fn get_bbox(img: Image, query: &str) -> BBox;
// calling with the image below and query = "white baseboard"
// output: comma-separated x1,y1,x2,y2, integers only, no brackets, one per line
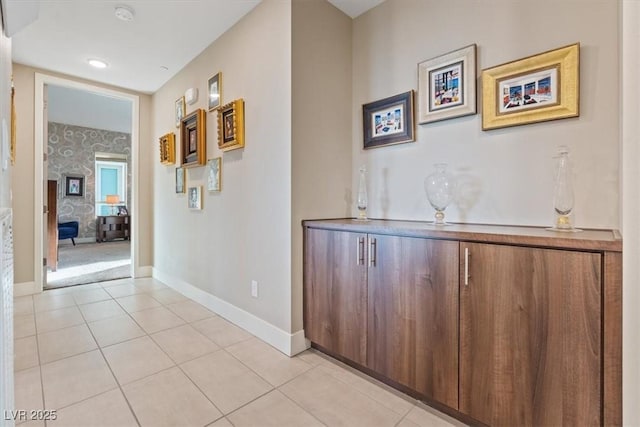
13,281,40,297
152,268,309,357
136,266,152,277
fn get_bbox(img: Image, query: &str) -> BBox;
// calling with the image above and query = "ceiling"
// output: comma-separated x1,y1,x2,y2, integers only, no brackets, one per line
8,0,382,94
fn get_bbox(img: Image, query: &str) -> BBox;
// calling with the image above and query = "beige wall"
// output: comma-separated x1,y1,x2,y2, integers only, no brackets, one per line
152,0,292,332
12,63,153,283
352,0,620,229
291,0,352,331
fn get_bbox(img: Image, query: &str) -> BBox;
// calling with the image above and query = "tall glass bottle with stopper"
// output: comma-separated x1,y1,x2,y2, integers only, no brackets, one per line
549,145,581,232
356,165,368,221
424,163,455,225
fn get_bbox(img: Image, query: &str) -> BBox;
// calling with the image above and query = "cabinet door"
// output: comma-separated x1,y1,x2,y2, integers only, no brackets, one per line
304,228,367,365
368,235,459,408
460,243,601,426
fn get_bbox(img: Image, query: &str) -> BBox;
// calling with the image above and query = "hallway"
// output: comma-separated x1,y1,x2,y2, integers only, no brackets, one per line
13,278,459,427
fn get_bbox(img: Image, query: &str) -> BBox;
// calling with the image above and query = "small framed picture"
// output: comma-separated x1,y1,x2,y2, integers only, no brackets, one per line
180,109,206,167
176,167,185,193
64,175,85,197
418,44,477,124
362,90,415,149
208,72,222,111
188,186,202,210
117,206,129,216
217,99,245,151
159,132,175,165
175,96,186,128
207,157,222,192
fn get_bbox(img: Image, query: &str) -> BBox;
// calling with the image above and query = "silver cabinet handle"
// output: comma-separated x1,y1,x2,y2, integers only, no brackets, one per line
464,247,470,286
356,237,364,265
368,237,377,267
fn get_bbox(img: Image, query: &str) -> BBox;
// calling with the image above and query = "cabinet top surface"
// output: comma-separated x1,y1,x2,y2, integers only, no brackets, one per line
302,218,622,252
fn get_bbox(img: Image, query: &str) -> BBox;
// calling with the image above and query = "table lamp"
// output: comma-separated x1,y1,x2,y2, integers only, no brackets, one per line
106,194,120,215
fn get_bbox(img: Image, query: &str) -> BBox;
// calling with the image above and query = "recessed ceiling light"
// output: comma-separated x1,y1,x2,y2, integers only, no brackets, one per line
88,59,108,69
114,5,135,22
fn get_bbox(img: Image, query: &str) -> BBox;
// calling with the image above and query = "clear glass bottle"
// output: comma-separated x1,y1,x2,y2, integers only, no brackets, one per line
424,163,455,225
550,146,581,231
356,165,368,221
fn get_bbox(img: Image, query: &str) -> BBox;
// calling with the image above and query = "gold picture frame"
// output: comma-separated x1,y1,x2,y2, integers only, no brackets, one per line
175,96,186,128
159,132,175,165
217,99,245,152
180,109,206,167
208,72,222,111
482,43,579,130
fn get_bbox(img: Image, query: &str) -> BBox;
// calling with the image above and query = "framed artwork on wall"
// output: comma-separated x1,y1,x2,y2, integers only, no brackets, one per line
482,43,580,130
159,132,175,165
180,109,206,167
176,167,185,193
217,99,245,152
362,90,415,149
64,174,85,197
175,96,186,128
418,44,477,124
207,157,222,192
208,72,222,111
188,186,202,210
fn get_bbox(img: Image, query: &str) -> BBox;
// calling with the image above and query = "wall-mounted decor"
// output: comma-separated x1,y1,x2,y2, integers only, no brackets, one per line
218,99,245,152
362,90,415,149
207,157,222,192
175,96,186,128
64,174,85,197
482,43,580,130
208,72,222,111
188,186,202,210
10,81,16,165
418,44,476,124
176,167,185,193
159,132,175,165
180,109,206,167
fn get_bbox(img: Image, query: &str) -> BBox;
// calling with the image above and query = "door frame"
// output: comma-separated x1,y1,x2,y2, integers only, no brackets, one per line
33,72,140,291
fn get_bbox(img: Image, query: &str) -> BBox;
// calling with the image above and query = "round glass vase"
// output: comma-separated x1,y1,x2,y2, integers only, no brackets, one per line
424,163,455,225
355,165,369,221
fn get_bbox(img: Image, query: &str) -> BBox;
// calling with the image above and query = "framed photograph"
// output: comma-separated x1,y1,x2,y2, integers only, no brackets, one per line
175,96,186,128
208,72,222,111
117,206,128,216
64,175,85,197
217,99,245,151
482,43,579,130
188,186,202,210
176,167,185,193
362,90,415,149
206,157,222,192
159,132,175,165
418,44,476,124
180,108,206,167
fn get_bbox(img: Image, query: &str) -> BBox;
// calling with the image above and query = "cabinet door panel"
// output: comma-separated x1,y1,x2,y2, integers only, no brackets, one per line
368,235,459,408
304,228,367,365
460,243,601,426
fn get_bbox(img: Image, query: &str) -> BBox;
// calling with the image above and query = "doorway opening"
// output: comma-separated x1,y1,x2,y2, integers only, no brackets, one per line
34,74,140,291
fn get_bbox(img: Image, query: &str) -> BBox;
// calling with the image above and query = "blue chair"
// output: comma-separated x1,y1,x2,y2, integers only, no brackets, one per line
58,221,79,245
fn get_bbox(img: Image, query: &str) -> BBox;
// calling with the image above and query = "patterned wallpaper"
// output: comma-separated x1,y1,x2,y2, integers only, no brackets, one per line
47,122,132,239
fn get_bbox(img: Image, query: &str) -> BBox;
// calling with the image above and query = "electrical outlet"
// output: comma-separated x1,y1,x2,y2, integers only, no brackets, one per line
251,280,258,298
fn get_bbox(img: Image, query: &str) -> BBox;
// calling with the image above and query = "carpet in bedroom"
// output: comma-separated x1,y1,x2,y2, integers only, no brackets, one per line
46,240,131,289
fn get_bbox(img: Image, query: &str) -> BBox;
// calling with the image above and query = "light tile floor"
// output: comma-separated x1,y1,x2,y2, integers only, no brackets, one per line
13,278,464,427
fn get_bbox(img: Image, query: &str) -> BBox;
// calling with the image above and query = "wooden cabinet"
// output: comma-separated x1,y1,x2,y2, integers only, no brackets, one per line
367,234,459,408
459,243,601,426
302,219,622,426
303,228,367,365
96,215,130,242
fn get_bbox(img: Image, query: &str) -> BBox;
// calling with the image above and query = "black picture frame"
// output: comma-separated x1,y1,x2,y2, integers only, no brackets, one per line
64,175,85,197
363,90,415,149
117,206,128,216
